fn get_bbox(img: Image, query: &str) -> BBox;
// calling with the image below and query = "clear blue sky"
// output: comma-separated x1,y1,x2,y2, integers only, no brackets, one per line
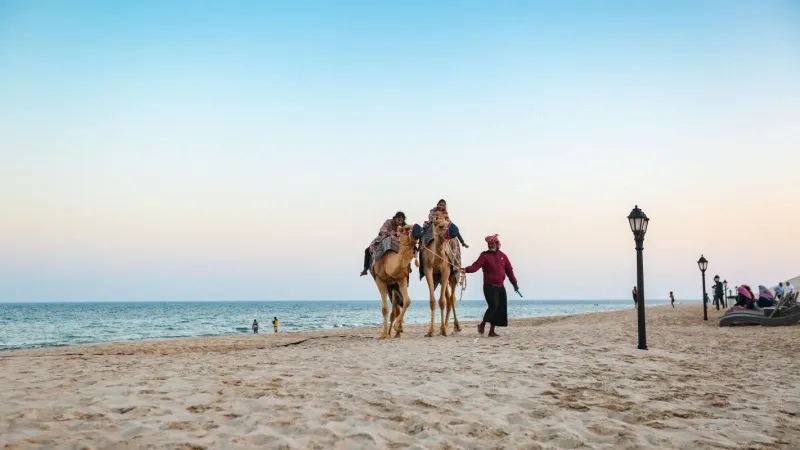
1,0,798,302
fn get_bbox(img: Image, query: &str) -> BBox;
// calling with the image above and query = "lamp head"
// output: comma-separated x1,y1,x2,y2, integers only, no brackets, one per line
627,205,649,237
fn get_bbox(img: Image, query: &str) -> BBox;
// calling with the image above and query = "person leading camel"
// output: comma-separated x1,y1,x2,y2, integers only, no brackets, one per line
423,199,468,248
360,212,407,276
461,234,520,337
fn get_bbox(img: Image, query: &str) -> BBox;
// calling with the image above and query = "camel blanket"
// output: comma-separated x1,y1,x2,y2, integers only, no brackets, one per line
418,225,461,280
370,235,400,269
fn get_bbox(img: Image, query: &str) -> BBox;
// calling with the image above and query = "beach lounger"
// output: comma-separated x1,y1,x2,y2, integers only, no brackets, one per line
718,292,800,327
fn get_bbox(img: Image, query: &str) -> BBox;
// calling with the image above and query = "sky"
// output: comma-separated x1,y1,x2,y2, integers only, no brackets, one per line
1,0,798,302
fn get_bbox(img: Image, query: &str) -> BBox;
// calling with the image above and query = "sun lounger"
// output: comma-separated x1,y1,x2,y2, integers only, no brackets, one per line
718,292,800,327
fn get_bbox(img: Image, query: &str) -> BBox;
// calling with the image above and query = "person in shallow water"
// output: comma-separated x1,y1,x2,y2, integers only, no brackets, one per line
252,319,259,334
272,317,279,333
461,234,520,337
360,212,407,276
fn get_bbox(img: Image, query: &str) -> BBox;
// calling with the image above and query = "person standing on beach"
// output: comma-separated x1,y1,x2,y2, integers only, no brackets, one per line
272,317,279,333
785,281,795,297
632,286,638,307
461,234,519,337
776,282,784,301
252,319,259,334
713,275,724,310
669,291,675,308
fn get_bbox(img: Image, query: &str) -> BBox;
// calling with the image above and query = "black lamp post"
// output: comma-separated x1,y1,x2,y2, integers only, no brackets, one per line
698,255,708,321
627,205,649,350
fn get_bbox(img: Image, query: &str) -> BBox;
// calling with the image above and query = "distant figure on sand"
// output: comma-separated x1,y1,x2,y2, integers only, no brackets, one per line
632,286,638,307
272,317,279,333
461,234,519,337
713,275,725,310
669,291,675,308
252,319,259,334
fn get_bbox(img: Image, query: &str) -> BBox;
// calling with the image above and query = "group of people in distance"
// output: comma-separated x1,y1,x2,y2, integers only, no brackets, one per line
632,276,721,309
733,280,795,310
361,199,521,337
638,276,796,312
251,317,279,334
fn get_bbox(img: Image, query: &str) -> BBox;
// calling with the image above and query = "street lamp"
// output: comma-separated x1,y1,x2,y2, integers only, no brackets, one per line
627,205,649,350
698,255,708,321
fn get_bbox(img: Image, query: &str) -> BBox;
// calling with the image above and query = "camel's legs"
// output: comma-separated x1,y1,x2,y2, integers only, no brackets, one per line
424,267,437,337
388,290,398,332
389,292,403,337
375,280,391,340
395,279,412,338
449,274,461,332
389,288,404,337
443,281,454,332
443,273,455,330
439,266,451,336
392,302,402,337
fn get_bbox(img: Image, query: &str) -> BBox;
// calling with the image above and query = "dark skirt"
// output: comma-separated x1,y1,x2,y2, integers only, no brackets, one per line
482,284,508,327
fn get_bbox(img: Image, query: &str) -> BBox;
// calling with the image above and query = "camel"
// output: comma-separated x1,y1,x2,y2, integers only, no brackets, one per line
420,212,462,337
371,225,417,339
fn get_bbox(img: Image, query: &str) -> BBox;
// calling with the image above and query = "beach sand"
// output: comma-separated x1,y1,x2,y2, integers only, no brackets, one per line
1,303,799,449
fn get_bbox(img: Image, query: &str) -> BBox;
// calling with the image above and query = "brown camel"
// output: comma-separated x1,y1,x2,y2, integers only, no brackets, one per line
371,225,417,339
420,212,461,336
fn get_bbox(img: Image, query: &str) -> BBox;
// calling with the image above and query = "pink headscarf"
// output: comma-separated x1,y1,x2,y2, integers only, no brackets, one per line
737,285,753,300
485,234,500,249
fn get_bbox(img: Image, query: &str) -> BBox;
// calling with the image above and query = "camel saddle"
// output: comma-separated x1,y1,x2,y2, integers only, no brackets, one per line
369,235,401,275
418,222,461,280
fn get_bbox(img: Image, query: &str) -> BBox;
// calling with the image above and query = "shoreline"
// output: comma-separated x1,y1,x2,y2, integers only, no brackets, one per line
0,300,670,354
0,312,586,357
3,303,798,449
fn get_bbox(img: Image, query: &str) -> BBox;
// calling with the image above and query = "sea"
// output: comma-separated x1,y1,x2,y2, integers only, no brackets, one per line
0,299,670,351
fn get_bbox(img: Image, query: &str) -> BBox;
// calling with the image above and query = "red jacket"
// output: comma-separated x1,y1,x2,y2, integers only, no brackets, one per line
464,250,518,289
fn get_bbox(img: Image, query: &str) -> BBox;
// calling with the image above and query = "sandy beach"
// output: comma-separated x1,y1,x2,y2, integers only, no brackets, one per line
2,303,799,450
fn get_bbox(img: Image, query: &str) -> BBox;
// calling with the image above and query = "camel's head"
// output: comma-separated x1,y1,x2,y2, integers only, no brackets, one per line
432,212,450,235
396,225,416,248
434,211,449,226
397,225,417,252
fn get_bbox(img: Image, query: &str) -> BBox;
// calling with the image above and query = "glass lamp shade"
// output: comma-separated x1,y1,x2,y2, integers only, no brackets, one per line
697,255,708,272
627,205,649,235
